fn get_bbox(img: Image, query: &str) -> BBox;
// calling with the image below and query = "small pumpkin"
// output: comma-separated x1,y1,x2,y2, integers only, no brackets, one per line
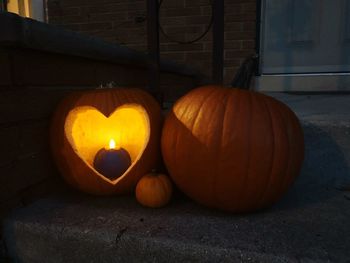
135,171,173,208
50,88,162,195
161,85,304,212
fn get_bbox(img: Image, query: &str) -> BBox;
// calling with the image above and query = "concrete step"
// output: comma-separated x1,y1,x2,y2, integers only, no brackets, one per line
2,93,350,263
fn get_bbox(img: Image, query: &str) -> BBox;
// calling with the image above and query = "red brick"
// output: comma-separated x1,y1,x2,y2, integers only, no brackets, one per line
53,0,116,7
185,15,211,25
0,126,20,167
60,24,82,31
160,16,186,26
160,52,186,62
94,64,149,86
60,15,88,24
87,13,128,23
47,16,62,25
160,73,196,101
0,122,51,169
225,13,255,22
0,89,69,125
49,6,80,16
116,20,145,30
80,22,113,31
161,43,203,52
186,51,211,60
191,61,211,76
127,10,146,20
201,6,211,15
12,49,98,86
185,0,211,7
0,151,58,202
225,4,243,15
229,0,256,3
46,0,258,89
225,30,255,40
243,21,256,31
196,28,213,41
0,50,12,86
0,197,22,217
224,66,239,84
160,0,185,8
225,50,255,59
242,40,255,49
161,7,200,17
88,2,145,14
127,44,147,52
225,22,243,32
203,42,212,51
242,2,256,13
224,58,242,67
225,40,242,50
18,122,50,156
162,25,205,36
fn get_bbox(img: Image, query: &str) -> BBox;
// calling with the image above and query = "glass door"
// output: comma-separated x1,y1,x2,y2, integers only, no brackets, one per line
257,0,350,91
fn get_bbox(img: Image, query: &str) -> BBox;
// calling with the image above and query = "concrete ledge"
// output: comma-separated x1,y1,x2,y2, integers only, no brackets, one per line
3,121,350,262
2,94,350,262
2,178,350,263
0,12,205,79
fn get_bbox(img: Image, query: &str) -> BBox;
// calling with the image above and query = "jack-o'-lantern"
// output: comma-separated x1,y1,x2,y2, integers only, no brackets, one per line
50,88,162,195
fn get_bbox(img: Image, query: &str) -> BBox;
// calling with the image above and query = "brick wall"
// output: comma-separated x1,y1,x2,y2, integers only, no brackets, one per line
0,44,197,217
47,0,257,85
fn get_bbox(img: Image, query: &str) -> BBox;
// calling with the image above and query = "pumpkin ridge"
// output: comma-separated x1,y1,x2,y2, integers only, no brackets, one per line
183,89,214,195
279,106,295,197
261,98,290,205
161,85,304,212
157,179,169,201
217,88,244,210
276,104,292,203
173,92,197,177
164,116,178,174
257,95,276,208
289,111,304,187
239,91,253,210
191,88,220,206
190,88,218,136
213,88,233,207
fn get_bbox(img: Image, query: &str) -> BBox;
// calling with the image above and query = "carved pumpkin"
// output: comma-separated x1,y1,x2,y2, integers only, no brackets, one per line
50,88,162,195
135,171,173,208
161,85,304,212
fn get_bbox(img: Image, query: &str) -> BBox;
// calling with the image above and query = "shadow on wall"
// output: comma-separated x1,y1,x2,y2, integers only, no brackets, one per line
273,123,350,211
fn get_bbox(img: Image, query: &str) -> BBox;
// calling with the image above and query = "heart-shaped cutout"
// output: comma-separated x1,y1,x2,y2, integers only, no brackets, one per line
64,105,150,183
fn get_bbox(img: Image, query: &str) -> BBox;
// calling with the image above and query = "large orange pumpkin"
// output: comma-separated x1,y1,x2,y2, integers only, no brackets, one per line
51,88,162,195
161,85,304,212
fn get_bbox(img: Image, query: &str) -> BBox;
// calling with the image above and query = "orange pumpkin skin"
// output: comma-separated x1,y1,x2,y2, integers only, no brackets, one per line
161,85,304,212
135,172,173,208
50,88,162,195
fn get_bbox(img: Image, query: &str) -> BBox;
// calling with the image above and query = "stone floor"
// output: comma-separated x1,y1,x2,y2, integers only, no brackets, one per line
2,93,350,263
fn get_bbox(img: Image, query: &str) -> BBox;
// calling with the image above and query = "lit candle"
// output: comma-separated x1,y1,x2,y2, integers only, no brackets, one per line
93,139,131,180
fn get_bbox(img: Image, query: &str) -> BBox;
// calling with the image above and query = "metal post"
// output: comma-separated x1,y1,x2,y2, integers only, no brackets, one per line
1,0,8,11
255,0,262,75
212,0,224,84
146,0,162,105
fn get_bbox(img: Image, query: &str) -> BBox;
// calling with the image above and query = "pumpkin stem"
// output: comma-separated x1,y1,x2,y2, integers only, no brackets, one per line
230,54,258,90
97,81,119,89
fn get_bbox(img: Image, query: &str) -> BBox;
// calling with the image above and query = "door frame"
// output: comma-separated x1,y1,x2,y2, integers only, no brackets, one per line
255,0,350,92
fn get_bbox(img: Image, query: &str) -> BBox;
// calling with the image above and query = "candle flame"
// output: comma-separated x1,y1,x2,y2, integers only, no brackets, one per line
109,139,116,149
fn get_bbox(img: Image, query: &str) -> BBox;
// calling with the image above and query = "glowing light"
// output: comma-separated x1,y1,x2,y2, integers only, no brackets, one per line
109,139,116,149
